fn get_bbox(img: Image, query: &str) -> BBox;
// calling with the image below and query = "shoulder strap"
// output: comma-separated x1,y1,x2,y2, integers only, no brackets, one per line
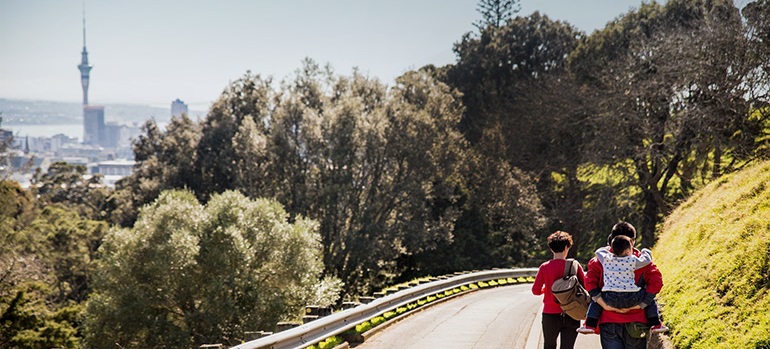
562,259,576,279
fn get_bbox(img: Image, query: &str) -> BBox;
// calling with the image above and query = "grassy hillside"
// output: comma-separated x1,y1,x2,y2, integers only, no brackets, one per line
655,161,770,349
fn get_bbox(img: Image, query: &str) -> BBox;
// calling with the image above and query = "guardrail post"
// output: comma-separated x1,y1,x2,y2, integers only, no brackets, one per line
276,321,301,332
244,331,273,341
342,301,360,309
359,296,375,304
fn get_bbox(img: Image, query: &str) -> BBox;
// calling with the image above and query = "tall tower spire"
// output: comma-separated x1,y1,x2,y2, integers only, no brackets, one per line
77,1,92,106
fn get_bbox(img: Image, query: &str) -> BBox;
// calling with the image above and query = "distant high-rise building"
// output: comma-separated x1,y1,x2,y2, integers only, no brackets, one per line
83,105,105,146
171,99,188,118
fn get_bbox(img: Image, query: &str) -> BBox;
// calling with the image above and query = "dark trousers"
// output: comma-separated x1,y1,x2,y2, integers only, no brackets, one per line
541,312,580,349
599,322,647,349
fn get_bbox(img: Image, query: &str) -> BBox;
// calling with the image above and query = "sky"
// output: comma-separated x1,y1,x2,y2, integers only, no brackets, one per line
1,0,675,111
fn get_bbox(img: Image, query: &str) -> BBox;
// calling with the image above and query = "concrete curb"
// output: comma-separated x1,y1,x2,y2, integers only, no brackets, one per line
524,305,542,349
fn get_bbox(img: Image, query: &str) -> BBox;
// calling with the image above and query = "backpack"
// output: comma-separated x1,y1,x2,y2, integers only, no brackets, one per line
551,259,590,321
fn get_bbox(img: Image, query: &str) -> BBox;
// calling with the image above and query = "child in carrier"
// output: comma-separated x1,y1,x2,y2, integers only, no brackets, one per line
577,235,669,334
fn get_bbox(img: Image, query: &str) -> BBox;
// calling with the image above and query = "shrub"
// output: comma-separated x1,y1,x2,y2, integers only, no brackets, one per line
355,321,372,334
371,316,385,327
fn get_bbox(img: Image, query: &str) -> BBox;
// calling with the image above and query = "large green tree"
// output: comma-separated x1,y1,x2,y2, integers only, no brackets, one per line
85,190,339,349
443,12,590,253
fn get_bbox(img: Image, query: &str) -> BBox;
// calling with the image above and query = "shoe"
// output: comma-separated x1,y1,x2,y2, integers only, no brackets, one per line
650,324,669,333
577,325,596,334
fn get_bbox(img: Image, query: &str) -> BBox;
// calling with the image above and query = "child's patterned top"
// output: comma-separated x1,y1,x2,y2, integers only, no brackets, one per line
596,247,652,292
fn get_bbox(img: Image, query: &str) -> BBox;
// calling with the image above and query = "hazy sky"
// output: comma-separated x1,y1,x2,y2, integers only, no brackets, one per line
1,0,676,110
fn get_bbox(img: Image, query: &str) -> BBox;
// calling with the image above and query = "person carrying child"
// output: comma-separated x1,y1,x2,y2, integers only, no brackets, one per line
578,231,669,335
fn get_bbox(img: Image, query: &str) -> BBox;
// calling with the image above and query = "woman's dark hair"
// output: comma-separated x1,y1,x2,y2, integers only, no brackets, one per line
611,235,633,255
608,221,637,245
547,231,573,253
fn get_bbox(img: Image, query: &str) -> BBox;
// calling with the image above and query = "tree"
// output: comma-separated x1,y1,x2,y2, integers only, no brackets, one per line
196,73,273,200
474,0,520,30
444,12,591,252
1,181,103,349
85,190,339,349
111,115,201,226
569,0,765,245
30,162,109,220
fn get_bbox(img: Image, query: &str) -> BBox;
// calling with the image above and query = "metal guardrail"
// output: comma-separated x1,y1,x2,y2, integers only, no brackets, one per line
230,268,538,349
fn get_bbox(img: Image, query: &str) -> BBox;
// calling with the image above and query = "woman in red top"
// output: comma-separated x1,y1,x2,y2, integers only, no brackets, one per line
532,231,586,349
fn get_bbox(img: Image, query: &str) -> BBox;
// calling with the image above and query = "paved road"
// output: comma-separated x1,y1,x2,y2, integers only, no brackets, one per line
355,284,602,349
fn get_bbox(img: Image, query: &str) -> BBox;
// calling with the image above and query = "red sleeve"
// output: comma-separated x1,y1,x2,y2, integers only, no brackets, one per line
532,265,545,295
577,262,586,287
585,256,603,293
638,262,663,294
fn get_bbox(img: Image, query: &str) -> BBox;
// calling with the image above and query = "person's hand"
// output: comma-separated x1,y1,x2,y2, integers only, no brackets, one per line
604,305,624,313
613,305,641,313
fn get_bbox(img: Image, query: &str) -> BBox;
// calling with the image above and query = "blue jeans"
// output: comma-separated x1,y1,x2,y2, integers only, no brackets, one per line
585,289,661,327
599,323,647,349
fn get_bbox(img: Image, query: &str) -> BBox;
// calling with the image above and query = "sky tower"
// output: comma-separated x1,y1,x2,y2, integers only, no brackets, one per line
77,5,92,106
78,3,104,147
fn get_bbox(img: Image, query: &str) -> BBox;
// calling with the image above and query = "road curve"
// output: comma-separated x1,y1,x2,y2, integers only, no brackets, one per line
354,283,602,349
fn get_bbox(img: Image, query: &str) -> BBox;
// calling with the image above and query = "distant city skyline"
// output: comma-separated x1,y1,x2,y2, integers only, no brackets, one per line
1,0,700,110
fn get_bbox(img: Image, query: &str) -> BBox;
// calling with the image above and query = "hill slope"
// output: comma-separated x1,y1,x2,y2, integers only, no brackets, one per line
655,161,770,349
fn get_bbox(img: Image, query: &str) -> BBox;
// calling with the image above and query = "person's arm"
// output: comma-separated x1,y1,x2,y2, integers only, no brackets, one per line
577,262,587,287
595,247,611,265
633,248,653,269
585,256,603,298
639,292,656,309
595,295,626,313
633,260,663,309
642,262,663,294
532,266,545,296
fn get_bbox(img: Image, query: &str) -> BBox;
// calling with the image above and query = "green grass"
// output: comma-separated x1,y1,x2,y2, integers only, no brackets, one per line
655,160,770,349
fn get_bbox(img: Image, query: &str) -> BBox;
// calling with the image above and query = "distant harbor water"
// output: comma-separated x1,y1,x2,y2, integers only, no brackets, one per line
6,122,168,141
8,124,84,140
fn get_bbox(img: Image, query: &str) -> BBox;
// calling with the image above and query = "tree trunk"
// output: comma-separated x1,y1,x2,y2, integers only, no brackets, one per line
564,166,584,258
640,190,659,248
713,143,723,180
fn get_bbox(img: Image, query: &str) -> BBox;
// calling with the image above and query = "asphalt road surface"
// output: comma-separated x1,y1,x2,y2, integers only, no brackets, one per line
355,283,602,349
